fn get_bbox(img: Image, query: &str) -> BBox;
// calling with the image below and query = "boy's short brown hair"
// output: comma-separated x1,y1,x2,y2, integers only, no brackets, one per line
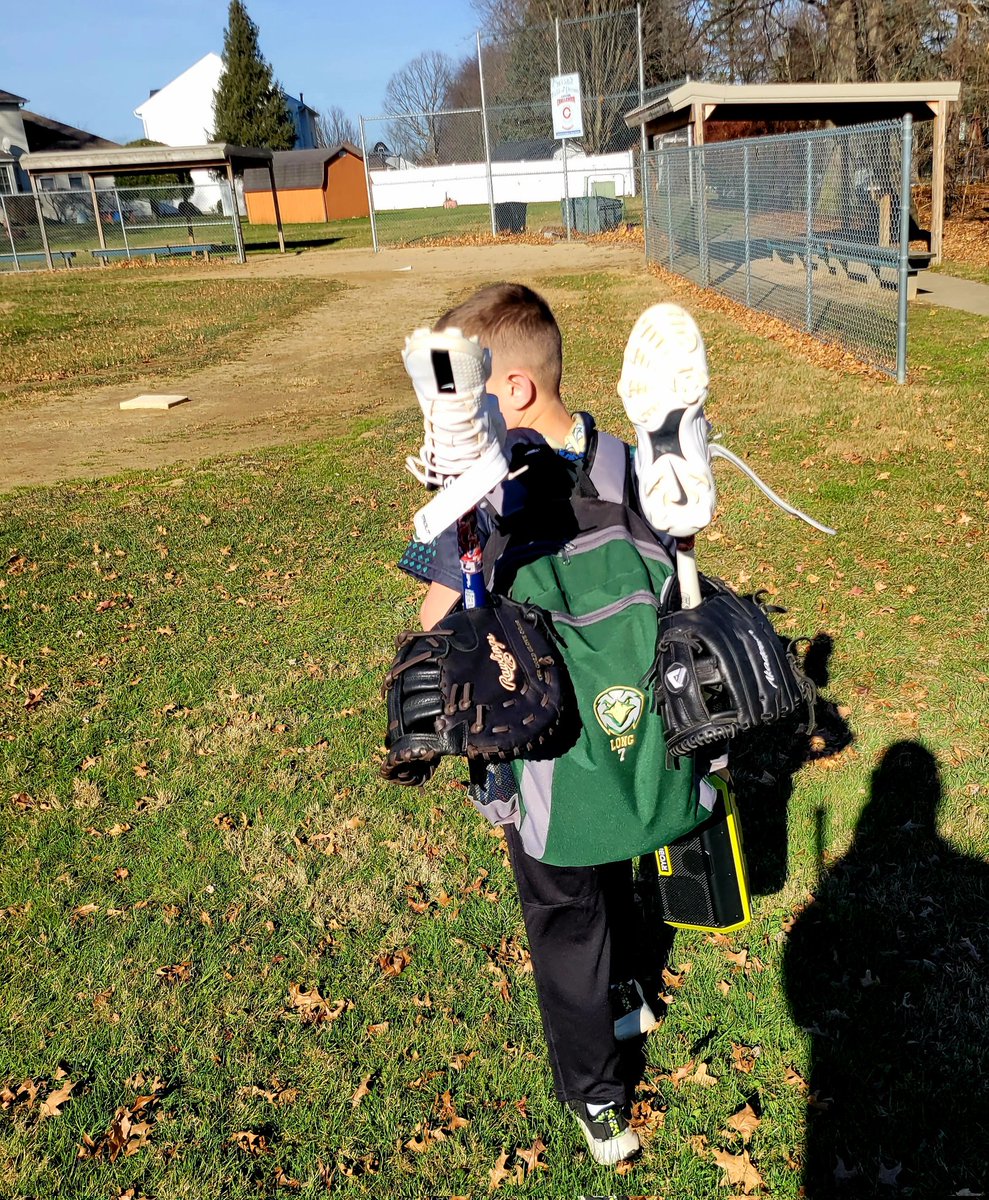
435,283,562,394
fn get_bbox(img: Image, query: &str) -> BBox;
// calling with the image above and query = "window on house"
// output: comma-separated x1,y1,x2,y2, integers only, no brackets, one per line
0,166,14,195
39,177,56,191
69,175,85,190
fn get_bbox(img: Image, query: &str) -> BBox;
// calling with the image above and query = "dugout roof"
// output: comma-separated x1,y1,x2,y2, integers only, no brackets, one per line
625,81,962,262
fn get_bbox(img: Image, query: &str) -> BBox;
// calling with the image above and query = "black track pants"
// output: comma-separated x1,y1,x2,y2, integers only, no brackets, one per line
504,821,639,1106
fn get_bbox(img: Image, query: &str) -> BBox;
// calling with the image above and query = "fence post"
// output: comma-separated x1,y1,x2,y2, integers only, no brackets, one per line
665,153,674,269
743,142,751,307
697,147,709,285
224,178,246,264
359,116,378,254
477,32,497,238
805,137,814,333
31,184,54,271
88,176,107,252
897,113,913,385
1,195,19,271
636,3,647,251
113,188,131,259
556,18,571,242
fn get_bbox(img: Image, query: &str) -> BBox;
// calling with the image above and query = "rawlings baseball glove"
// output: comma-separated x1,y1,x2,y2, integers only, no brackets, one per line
380,595,577,786
650,575,816,758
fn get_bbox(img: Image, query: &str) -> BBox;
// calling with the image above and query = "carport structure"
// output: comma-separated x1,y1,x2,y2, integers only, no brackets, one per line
17,143,286,268
625,81,961,262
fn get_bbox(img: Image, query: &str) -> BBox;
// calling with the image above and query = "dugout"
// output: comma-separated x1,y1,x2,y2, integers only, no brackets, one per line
625,81,961,263
17,142,285,267
242,144,368,224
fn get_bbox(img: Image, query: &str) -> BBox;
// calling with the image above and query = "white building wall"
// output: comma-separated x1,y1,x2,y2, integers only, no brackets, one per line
134,53,223,145
370,151,636,212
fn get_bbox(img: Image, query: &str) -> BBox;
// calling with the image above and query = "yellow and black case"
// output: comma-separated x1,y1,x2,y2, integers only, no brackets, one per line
653,775,751,933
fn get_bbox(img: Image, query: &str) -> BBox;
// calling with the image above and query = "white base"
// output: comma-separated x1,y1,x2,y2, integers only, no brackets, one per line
120,394,190,411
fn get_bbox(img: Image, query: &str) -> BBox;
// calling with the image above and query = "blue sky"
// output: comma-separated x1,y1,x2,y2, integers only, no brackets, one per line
2,0,481,144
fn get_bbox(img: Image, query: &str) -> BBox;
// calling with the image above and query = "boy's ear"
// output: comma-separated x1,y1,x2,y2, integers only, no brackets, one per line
500,368,537,414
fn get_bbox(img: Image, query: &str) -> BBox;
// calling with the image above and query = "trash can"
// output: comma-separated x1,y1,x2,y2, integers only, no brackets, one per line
561,195,624,234
494,202,527,234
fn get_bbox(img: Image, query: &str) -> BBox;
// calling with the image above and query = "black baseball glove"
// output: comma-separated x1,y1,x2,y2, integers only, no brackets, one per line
380,595,577,786
650,574,816,758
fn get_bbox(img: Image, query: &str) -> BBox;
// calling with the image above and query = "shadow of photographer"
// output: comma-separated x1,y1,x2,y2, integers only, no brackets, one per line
783,740,989,1196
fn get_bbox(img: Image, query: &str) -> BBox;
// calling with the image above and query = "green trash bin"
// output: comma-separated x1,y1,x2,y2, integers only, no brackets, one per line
560,195,624,234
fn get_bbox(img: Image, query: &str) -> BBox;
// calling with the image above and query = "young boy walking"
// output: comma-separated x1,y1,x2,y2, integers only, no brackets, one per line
396,283,716,1166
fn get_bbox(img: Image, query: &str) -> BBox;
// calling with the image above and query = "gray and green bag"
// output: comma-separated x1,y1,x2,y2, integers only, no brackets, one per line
477,422,705,866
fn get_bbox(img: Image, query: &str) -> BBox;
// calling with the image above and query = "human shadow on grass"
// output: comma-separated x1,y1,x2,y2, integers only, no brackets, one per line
731,631,853,895
784,740,989,1197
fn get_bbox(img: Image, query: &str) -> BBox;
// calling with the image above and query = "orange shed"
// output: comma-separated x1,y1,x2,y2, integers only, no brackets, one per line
243,144,368,224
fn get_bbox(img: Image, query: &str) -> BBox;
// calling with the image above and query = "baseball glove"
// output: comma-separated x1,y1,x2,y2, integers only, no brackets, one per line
380,595,577,786
651,574,816,758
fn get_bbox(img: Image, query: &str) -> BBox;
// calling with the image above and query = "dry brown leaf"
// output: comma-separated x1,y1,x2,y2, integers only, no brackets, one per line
377,947,412,977
488,1148,514,1191
155,961,192,986
724,1102,762,1142
78,1095,158,1161
784,1065,808,1091
689,1132,710,1156
351,1073,372,1108
273,1166,302,1190
731,1044,760,1074
718,979,732,995
367,1021,390,1037
286,984,350,1025
712,1146,765,1194
71,903,99,923
230,1129,269,1157
668,1060,696,1088
40,1078,77,1118
689,1061,719,1087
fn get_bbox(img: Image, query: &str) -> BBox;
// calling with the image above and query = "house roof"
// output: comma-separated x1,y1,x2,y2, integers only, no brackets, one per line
242,144,362,192
625,80,963,132
490,138,581,162
134,53,223,118
21,110,118,154
0,89,28,106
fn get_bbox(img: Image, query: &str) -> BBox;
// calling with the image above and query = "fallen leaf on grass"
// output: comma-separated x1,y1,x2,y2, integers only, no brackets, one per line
273,1166,302,1190
723,1102,761,1142
78,1092,160,1160
230,1130,269,1157
377,948,412,977
1,1079,40,1111
367,1021,390,1037
286,984,351,1025
351,1074,373,1108
40,1078,77,1118
731,1044,761,1074
488,1148,521,1191
689,1133,710,1156
155,961,192,986
435,1089,469,1131
784,1066,808,1091
689,1061,719,1087
712,1147,765,1194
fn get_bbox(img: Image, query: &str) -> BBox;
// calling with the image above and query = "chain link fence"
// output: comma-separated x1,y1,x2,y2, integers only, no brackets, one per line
362,6,655,248
0,180,241,272
644,118,918,380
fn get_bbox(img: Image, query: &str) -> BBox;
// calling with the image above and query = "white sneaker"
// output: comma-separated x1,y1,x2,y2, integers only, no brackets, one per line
610,978,659,1041
617,303,716,538
402,326,510,542
569,1101,640,1166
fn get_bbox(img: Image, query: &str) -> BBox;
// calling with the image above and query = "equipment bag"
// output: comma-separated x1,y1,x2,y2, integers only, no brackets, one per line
479,419,709,866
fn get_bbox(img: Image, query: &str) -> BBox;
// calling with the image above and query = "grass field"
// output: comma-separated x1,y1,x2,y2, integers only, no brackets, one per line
0,272,337,407
1,267,987,1198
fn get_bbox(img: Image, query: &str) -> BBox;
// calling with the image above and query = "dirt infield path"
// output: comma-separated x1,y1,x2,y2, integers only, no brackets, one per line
3,242,644,491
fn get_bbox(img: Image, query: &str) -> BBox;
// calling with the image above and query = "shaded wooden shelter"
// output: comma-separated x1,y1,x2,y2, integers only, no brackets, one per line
18,143,285,267
625,81,962,262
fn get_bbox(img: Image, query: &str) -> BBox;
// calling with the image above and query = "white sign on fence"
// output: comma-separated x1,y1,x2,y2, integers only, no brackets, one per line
551,73,583,139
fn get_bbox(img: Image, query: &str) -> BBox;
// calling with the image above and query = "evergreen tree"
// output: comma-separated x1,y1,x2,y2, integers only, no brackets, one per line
212,0,296,150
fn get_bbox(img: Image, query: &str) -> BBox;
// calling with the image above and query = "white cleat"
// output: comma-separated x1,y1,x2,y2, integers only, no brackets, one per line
402,326,510,541
617,303,716,539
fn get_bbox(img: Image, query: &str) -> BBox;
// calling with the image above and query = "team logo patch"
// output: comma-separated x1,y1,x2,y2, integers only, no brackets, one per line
594,687,644,761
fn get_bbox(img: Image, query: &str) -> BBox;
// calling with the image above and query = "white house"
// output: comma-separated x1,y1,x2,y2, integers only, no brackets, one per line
134,53,319,149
